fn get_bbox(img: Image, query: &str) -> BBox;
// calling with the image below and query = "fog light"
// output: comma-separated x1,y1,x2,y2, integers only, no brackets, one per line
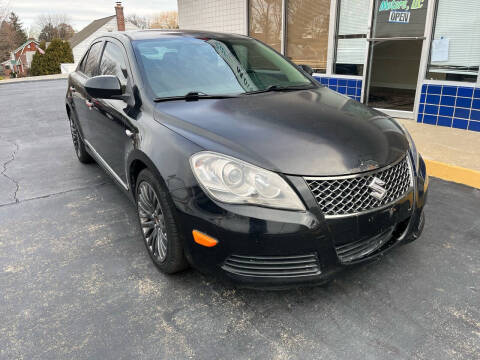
192,230,218,247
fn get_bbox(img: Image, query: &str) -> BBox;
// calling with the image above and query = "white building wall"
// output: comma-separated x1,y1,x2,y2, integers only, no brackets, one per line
178,0,247,35
72,17,138,65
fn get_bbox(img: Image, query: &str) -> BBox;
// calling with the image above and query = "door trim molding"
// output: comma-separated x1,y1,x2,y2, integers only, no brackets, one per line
84,139,129,191
362,0,376,103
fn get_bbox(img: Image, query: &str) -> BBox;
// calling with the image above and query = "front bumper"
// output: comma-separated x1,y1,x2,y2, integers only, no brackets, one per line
172,155,429,289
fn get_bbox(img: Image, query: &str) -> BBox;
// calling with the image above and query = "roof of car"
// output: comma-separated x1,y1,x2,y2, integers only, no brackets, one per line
117,29,248,42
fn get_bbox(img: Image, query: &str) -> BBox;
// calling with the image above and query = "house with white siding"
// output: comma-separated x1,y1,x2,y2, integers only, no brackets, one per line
67,1,137,70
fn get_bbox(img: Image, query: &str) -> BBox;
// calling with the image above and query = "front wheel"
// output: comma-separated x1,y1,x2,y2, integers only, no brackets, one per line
135,169,188,274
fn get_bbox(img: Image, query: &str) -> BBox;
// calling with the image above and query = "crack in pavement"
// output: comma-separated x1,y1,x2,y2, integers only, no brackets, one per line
0,181,112,208
0,138,20,204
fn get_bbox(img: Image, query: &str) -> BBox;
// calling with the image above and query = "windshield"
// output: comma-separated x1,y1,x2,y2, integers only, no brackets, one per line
132,36,313,99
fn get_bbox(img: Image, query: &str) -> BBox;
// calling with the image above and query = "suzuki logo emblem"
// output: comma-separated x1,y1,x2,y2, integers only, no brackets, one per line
368,177,387,200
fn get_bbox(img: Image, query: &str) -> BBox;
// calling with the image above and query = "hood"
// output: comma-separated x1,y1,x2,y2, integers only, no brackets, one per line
153,87,409,176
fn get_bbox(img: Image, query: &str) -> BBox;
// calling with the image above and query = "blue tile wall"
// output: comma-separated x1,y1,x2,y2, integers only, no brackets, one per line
418,83,480,132
314,76,362,102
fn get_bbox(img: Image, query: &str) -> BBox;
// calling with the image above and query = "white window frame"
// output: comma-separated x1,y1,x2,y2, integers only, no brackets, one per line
246,0,480,119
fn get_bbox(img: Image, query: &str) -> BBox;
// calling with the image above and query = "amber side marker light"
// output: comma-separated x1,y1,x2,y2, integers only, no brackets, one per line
192,230,218,247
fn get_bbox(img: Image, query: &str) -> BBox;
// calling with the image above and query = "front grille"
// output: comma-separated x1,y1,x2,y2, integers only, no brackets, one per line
305,155,412,217
335,228,394,263
222,254,321,278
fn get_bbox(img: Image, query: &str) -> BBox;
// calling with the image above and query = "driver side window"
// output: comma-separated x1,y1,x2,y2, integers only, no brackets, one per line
99,42,129,88
83,42,104,77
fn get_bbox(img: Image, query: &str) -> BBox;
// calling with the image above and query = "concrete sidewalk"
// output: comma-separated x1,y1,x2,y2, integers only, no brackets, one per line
398,119,480,188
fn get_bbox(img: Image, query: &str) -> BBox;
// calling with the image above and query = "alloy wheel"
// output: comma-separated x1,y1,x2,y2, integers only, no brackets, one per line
137,181,168,262
69,117,81,157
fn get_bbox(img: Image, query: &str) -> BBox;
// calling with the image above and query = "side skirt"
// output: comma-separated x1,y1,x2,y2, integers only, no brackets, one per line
84,139,129,191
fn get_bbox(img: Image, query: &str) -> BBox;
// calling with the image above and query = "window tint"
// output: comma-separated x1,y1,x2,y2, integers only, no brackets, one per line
286,0,330,73
100,42,129,86
84,42,103,77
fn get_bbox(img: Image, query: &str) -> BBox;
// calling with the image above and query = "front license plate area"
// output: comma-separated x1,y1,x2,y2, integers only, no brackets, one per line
327,195,413,246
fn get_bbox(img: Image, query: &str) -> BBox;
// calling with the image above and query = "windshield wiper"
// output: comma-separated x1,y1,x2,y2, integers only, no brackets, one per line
154,91,239,103
244,84,315,95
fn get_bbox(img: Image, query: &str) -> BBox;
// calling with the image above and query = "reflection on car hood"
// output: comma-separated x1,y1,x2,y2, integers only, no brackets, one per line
153,87,409,176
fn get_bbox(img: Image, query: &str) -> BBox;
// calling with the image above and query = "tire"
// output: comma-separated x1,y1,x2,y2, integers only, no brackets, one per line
135,169,188,274
68,113,93,164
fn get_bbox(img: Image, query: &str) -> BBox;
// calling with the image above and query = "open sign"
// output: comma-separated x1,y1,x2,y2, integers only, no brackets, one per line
389,11,411,23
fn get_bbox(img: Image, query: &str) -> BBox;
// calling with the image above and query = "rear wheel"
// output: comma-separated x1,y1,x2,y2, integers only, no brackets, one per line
68,114,92,163
135,169,188,274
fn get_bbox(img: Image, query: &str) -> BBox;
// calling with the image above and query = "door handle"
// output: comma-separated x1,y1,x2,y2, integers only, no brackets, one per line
86,99,94,109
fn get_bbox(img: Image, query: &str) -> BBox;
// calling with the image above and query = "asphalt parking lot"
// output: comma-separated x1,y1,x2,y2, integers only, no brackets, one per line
0,79,479,360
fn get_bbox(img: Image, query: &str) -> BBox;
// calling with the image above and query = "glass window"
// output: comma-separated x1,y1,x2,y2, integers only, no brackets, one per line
427,0,480,83
83,42,103,77
286,0,330,73
334,0,370,76
78,52,88,73
248,0,282,52
100,42,129,86
133,37,313,99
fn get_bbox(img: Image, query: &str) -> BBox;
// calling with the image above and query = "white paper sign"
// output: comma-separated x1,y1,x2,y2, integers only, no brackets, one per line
431,38,449,62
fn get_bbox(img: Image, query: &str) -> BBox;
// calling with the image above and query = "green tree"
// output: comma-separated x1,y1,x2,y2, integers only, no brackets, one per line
30,50,46,76
30,38,74,76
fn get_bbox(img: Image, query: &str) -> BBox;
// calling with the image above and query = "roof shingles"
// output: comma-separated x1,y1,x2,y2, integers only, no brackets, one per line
69,15,116,48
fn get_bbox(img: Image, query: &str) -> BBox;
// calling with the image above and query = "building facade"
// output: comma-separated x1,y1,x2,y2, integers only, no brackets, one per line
1,40,40,77
69,2,138,66
178,0,480,132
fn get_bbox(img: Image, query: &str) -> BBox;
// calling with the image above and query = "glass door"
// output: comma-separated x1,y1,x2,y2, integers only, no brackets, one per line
365,0,429,111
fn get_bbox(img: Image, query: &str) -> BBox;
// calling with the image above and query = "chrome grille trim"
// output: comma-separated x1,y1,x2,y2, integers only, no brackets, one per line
305,155,413,218
222,254,321,278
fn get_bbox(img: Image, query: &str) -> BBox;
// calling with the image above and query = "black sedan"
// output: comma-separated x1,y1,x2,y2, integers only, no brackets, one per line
65,30,428,288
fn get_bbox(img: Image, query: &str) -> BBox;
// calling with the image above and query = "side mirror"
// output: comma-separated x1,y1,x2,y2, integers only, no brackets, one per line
85,75,123,99
298,64,314,76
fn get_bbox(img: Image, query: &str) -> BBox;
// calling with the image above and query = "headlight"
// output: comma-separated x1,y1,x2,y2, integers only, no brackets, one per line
190,151,306,211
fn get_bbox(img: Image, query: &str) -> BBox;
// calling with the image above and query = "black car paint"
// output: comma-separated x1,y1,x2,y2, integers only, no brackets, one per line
66,30,428,288
154,88,409,176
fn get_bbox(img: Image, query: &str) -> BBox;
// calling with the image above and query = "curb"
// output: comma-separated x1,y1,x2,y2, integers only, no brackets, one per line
425,159,480,189
0,74,68,85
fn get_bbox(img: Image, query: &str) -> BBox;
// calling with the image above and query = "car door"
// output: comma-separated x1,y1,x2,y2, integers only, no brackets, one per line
86,39,136,188
69,50,89,132
70,41,104,142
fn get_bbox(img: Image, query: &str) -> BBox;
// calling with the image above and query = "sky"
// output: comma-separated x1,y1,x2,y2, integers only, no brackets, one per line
10,0,177,35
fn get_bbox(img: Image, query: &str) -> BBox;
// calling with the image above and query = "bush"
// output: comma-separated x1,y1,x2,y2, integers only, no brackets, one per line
30,38,74,76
